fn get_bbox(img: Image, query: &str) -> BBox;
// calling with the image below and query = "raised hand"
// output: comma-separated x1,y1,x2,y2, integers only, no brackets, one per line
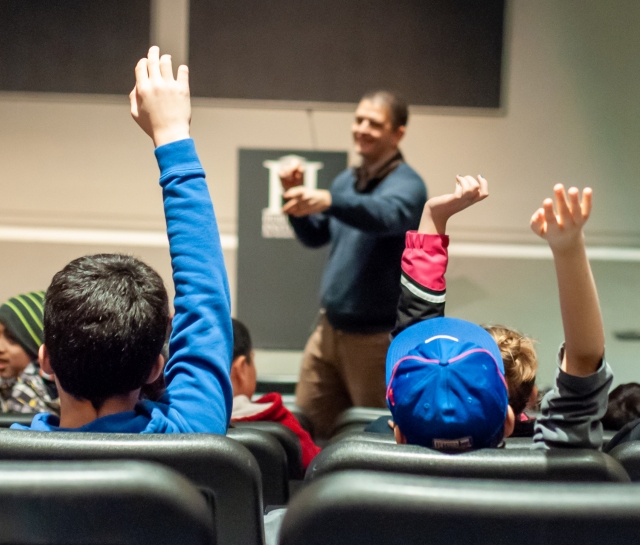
530,184,592,253
282,187,332,217
130,46,191,147
532,184,602,377
279,159,305,191
418,175,488,234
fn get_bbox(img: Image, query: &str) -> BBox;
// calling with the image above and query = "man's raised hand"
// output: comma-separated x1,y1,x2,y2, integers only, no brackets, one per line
130,46,191,148
279,159,305,191
530,184,592,253
418,175,488,234
282,187,332,217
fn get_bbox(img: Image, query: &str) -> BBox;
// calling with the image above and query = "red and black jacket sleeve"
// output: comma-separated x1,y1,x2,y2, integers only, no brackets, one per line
391,232,449,339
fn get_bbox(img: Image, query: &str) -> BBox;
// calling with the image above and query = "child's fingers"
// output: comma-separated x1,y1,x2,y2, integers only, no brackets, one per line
465,175,483,199
543,198,557,227
159,54,174,80
129,88,138,118
581,187,593,219
466,175,481,194
453,175,463,197
134,58,149,84
177,65,189,86
530,208,546,236
147,46,162,80
457,175,474,196
477,175,489,199
553,184,570,223
567,187,581,220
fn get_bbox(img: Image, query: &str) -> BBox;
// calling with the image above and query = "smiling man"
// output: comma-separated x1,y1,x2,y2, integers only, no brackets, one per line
280,91,427,439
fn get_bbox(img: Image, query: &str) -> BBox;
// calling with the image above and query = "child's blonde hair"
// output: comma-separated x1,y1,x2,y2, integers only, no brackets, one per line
484,325,538,416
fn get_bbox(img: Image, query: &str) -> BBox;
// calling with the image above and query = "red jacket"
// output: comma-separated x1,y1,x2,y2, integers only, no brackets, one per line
231,392,321,469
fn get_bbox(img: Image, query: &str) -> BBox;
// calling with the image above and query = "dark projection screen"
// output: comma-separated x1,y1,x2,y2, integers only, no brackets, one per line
189,0,505,107
0,0,150,94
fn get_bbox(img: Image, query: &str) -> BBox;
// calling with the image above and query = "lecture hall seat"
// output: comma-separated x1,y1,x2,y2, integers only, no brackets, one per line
0,460,214,545
280,470,640,545
0,430,264,545
306,439,630,483
609,441,640,481
231,421,304,480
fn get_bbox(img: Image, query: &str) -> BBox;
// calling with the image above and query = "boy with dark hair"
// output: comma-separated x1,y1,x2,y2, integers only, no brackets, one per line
230,319,320,469
44,254,169,413
13,46,233,432
387,175,612,451
600,384,640,452
602,383,640,431
0,291,59,414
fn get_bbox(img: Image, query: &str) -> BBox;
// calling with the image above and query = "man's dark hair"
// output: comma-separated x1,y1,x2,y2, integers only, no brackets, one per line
232,318,252,361
44,254,169,410
602,383,640,431
362,90,409,129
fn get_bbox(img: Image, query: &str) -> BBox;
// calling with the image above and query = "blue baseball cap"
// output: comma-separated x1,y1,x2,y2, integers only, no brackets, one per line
386,317,508,452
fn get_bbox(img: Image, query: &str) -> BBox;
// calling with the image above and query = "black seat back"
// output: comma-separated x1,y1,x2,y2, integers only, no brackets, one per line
602,429,617,450
332,407,392,436
306,440,629,483
281,470,640,545
0,413,34,428
329,431,396,446
0,460,214,545
504,437,535,449
609,440,640,480
0,430,264,545
226,426,289,505
232,421,304,479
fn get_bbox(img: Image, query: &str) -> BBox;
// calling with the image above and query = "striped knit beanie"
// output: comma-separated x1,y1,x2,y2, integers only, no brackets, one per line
0,291,45,359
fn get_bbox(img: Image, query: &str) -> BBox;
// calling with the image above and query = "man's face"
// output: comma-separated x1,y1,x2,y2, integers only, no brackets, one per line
0,322,31,379
352,99,403,163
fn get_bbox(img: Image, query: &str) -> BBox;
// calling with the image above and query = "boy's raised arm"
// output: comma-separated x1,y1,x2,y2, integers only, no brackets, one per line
530,185,604,376
130,47,233,433
393,175,488,337
532,184,612,450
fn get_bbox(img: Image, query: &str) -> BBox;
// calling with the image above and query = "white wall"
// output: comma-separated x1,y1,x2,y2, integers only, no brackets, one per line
1,0,640,386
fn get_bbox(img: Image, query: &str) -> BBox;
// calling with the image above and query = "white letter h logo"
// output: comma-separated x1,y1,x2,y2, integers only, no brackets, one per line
263,155,324,212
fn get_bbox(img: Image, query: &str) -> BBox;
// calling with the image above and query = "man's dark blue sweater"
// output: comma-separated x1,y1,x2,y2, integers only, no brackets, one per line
290,159,427,333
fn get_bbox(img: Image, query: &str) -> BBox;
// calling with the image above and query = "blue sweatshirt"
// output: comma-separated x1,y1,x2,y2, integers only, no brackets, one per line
290,163,426,332
13,139,233,433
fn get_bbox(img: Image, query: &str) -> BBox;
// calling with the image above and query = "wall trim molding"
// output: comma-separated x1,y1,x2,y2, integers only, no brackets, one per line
449,242,640,262
0,91,503,117
2,224,640,261
0,225,237,250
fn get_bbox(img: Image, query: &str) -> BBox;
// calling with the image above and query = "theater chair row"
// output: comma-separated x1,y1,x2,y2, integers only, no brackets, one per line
4,460,640,545
2,426,640,544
